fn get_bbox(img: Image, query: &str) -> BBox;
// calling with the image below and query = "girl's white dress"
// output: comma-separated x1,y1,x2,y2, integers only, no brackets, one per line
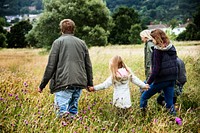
94,68,146,109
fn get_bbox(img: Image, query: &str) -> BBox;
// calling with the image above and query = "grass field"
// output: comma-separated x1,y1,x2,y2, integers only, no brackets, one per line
0,41,200,133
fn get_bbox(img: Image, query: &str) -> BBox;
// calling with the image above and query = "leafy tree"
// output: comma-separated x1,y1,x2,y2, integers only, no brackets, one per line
0,17,8,27
0,18,8,48
27,0,113,48
169,19,179,29
0,33,6,47
108,6,140,44
82,25,108,47
128,24,142,44
7,20,32,48
176,6,200,41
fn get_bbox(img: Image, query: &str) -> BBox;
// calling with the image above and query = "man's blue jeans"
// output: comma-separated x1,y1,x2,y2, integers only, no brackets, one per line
54,86,82,118
140,80,176,115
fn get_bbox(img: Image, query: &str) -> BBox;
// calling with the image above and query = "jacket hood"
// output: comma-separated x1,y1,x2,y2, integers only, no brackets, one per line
155,43,172,51
155,43,176,56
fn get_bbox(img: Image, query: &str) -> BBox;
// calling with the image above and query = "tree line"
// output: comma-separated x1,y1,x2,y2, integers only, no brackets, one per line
0,0,43,16
106,0,200,26
0,0,200,48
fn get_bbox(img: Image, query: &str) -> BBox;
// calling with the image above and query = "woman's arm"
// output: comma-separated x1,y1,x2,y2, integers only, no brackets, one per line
147,49,162,84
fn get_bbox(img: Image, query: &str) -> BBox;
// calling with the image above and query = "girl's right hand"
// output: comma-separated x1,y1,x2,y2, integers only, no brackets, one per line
88,86,95,92
143,84,150,91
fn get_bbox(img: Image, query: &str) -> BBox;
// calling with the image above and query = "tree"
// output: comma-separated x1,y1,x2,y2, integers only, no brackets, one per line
128,24,142,44
0,33,6,47
176,6,200,41
169,19,179,30
7,20,32,48
26,0,113,48
108,6,140,44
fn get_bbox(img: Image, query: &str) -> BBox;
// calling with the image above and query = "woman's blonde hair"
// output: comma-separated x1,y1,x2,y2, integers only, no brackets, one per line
109,55,130,82
59,19,75,34
150,29,170,48
140,30,154,41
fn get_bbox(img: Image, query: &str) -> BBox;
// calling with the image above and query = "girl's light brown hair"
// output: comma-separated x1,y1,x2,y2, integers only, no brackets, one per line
109,55,130,82
150,29,170,48
59,19,75,34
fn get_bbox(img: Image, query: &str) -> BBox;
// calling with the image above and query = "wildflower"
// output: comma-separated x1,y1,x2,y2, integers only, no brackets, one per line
175,117,182,125
79,117,83,121
15,95,19,100
24,120,28,125
132,128,135,132
8,93,13,97
23,82,28,87
101,127,106,131
153,118,158,123
0,97,4,101
61,121,67,126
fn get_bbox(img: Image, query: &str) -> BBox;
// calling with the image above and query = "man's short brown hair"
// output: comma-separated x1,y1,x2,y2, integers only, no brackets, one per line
59,19,75,34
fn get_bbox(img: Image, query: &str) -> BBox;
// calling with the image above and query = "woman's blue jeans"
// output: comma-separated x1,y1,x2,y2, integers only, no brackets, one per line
140,80,176,115
54,86,82,118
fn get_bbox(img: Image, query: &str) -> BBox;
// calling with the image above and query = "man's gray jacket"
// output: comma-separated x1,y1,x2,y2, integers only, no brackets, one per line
39,34,93,93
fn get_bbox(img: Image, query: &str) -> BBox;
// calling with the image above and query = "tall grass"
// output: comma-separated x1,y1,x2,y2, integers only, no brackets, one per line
0,42,200,133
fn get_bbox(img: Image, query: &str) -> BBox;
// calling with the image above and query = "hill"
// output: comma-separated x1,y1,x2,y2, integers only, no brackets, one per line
106,0,200,25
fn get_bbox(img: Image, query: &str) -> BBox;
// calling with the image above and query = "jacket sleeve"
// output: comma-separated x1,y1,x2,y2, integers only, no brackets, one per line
146,41,154,67
147,49,162,85
85,46,93,86
94,76,112,91
39,41,60,90
130,71,146,88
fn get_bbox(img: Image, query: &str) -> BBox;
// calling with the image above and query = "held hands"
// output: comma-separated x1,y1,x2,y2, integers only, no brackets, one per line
142,84,150,91
87,86,95,92
38,87,42,93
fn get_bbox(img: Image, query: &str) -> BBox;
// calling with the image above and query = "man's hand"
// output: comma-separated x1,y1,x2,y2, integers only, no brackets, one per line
38,87,42,93
87,86,95,92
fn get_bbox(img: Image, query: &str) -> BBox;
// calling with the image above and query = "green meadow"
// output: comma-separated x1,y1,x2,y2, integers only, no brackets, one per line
0,41,200,133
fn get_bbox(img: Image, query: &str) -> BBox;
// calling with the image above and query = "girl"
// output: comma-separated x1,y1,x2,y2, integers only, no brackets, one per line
89,55,149,109
140,29,178,115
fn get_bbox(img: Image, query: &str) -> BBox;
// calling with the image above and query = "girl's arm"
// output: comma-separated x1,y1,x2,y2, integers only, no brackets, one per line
94,76,113,91
130,72,147,89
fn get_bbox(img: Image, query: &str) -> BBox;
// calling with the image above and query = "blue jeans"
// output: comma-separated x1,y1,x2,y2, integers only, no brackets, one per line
140,80,176,115
54,86,82,118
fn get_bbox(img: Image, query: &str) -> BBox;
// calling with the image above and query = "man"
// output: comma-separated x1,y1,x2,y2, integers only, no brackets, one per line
38,19,93,118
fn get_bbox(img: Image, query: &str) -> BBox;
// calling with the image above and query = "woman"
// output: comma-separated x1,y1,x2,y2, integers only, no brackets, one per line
140,29,177,115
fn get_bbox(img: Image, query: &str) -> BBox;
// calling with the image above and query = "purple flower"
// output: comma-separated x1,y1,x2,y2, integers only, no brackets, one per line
23,82,28,87
0,97,4,101
132,128,135,132
24,120,28,125
15,95,19,100
8,93,13,97
153,119,158,123
175,117,182,125
61,121,67,126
